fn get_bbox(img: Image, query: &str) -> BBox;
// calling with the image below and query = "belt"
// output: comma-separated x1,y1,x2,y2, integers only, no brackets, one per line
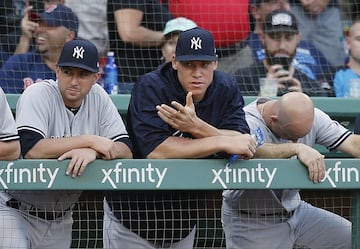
239,209,294,218
6,198,70,220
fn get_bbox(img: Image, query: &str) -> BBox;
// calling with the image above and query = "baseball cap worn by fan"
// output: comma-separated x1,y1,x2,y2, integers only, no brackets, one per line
30,4,79,33
163,17,197,36
175,28,217,62
263,10,299,34
250,0,262,4
57,39,99,73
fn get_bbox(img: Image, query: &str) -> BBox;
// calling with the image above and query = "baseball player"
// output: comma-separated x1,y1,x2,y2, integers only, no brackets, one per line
0,86,20,160
103,27,257,249
222,92,353,249
0,39,132,249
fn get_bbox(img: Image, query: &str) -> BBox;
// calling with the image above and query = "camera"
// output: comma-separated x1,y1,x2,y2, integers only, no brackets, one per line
268,54,292,71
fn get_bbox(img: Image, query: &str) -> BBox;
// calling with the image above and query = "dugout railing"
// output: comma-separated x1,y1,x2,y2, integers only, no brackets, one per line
3,94,360,248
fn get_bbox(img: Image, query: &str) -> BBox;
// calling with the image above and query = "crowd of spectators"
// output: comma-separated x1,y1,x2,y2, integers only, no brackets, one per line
0,0,356,97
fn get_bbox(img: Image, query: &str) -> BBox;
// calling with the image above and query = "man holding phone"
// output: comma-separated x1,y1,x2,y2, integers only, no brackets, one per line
235,9,328,97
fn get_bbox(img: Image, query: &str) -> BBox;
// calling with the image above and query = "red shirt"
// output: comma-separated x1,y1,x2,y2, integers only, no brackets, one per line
168,0,250,47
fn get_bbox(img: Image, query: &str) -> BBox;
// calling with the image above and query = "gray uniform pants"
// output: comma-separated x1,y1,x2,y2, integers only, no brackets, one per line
222,200,351,249
103,199,196,249
0,194,73,249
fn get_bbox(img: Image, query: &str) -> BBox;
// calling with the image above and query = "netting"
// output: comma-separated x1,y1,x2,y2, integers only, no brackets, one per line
0,0,357,248
73,190,351,248
0,1,357,94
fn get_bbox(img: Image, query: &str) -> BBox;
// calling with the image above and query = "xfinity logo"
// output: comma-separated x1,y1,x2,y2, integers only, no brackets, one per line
211,163,277,189
101,162,167,189
0,162,58,189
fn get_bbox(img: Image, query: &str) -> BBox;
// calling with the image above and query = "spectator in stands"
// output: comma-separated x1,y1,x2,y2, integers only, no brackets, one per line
248,0,336,91
334,20,360,97
0,48,9,68
65,0,109,57
0,0,32,54
103,27,257,249
160,17,197,63
0,39,132,248
107,0,172,83
0,3,78,93
167,0,251,74
235,10,329,96
0,86,20,160
222,92,352,249
290,0,346,67
14,0,65,54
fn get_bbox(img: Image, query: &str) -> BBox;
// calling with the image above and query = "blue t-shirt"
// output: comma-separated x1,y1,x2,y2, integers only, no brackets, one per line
333,67,360,97
0,51,56,93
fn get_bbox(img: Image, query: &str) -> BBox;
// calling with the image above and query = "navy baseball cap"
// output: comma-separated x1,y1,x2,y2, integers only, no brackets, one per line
250,0,262,4
30,4,79,33
175,27,217,62
57,39,99,73
264,10,299,34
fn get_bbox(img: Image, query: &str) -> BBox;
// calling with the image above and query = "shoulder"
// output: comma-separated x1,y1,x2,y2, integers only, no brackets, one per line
335,67,353,75
2,51,42,69
136,63,173,89
21,80,57,96
313,107,332,123
87,83,112,101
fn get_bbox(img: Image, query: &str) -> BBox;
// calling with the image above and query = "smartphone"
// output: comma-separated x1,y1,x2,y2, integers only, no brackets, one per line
268,55,292,71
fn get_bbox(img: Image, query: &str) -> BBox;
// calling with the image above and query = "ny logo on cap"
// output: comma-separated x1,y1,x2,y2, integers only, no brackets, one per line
272,13,292,26
46,4,57,13
190,37,202,50
72,46,85,59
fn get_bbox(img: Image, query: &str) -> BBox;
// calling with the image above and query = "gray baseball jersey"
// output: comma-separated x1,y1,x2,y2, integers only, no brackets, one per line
0,87,19,142
10,79,129,210
223,98,352,212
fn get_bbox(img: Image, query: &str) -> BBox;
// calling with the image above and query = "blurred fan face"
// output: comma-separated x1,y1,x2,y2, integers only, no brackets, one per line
300,0,328,15
161,33,180,63
34,22,72,55
348,22,360,64
263,32,299,64
252,0,290,23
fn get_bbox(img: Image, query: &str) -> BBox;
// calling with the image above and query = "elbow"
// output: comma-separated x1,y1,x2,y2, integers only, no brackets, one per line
146,150,167,159
6,148,21,161
118,31,136,44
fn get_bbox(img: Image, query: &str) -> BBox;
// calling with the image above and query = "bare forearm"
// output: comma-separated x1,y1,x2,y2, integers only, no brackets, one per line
190,119,242,138
119,26,163,47
0,141,20,160
115,9,163,47
254,143,301,158
24,135,96,159
147,136,226,159
112,142,133,159
14,35,31,54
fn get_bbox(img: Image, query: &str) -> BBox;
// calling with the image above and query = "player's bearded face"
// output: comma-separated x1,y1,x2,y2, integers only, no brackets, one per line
172,60,218,102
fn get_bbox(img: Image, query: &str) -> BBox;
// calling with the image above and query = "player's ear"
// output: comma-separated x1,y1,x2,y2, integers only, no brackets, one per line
93,72,101,85
55,66,61,77
66,30,76,42
171,56,178,70
270,114,279,122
